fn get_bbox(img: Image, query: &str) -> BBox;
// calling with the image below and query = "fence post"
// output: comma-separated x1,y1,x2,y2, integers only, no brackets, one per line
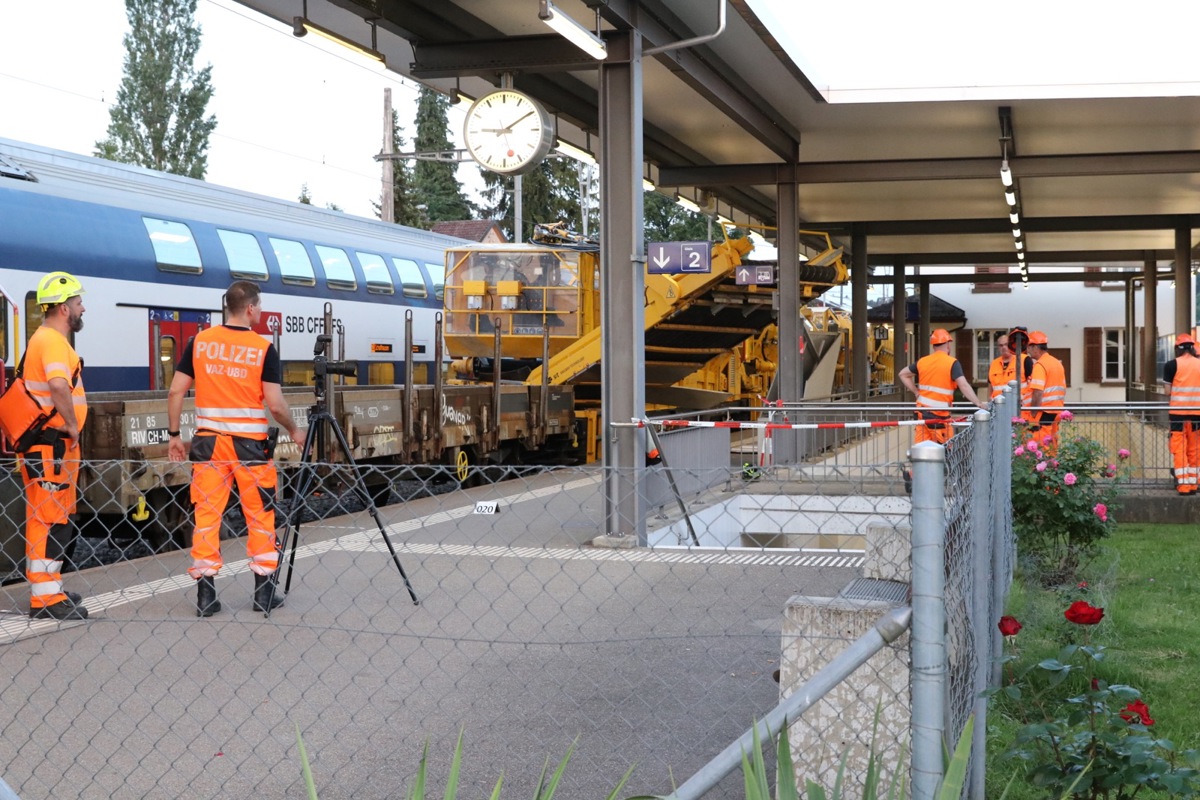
970,410,992,800
910,440,947,800
991,392,1014,687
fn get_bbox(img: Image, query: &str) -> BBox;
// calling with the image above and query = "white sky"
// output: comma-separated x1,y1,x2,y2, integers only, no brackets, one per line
749,0,1200,103
0,0,484,218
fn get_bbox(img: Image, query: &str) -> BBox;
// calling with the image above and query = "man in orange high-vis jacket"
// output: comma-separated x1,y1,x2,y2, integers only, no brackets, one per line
988,331,1016,400
167,281,307,616
1164,333,1200,494
20,271,90,621
1026,331,1068,452
898,328,987,444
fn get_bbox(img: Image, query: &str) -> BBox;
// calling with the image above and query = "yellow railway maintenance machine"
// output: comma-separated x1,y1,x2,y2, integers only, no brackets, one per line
443,224,849,462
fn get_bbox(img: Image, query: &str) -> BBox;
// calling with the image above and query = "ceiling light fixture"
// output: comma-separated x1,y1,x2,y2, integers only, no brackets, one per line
675,193,701,213
539,0,607,60
1000,158,1013,188
1016,240,1024,251
554,138,597,166
1012,228,1022,239
1004,190,1017,207
643,178,656,192
1009,211,1020,225
293,9,386,65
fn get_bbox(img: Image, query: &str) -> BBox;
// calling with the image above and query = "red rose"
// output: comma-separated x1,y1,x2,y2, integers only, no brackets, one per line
1120,699,1155,726
998,615,1023,637
1064,600,1105,625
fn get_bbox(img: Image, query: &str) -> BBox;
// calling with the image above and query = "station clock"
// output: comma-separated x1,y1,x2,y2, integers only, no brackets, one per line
462,89,555,175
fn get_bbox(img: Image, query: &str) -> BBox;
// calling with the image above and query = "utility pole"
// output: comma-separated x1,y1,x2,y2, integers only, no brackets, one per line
381,88,394,223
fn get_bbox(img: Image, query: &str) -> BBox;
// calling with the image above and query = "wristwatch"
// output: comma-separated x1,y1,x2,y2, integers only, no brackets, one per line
167,430,181,437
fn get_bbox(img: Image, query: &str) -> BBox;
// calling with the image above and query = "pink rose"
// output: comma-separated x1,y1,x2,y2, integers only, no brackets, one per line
1026,440,1040,452
1060,410,1074,421
1105,464,1117,478
1050,459,1059,468
1035,461,1047,472
1041,435,1053,446
1094,503,1108,521
1012,416,1023,424
1064,473,1077,486
1118,449,1131,460
1013,445,1025,457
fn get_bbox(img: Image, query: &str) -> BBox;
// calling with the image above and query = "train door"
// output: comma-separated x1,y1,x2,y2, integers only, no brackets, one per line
149,310,211,390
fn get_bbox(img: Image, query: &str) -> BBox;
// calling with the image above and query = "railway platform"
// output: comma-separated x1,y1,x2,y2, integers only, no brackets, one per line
0,466,866,799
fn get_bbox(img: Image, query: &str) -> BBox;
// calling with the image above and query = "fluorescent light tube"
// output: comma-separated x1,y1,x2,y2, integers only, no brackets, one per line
539,1,607,60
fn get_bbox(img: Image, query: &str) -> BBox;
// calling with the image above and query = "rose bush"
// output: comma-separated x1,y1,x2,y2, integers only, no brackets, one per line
1010,424,1127,584
995,600,1200,799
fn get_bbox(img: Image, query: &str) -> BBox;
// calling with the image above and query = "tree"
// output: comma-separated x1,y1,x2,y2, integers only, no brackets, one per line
643,190,716,243
478,157,585,241
298,184,312,205
412,87,472,224
372,109,424,228
95,0,217,179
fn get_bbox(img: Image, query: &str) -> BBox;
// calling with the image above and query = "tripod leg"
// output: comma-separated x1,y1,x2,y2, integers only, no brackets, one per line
324,416,420,605
268,429,319,618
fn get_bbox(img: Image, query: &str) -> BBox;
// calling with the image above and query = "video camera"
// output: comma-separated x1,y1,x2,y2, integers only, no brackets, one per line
312,334,356,380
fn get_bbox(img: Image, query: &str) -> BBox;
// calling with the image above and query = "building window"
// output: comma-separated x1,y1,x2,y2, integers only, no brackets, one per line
1103,328,1125,381
973,328,1007,382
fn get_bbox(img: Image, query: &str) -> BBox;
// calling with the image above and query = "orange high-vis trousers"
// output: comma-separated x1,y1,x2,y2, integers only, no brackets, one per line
20,440,81,609
915,414,952,445
188,433,279,579
1169,421,1200,494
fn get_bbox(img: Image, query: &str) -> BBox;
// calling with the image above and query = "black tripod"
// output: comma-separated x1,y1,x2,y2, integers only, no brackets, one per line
267,336,419,618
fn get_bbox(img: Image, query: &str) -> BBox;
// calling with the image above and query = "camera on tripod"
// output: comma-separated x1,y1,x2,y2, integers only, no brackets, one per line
312,334,356,380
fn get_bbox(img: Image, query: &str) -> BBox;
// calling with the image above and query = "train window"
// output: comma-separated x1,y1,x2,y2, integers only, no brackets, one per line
217,229,269,280
0,297,7,362
158,336,177,390
270,238,316,286
391,258,427,299
314,245,357,291
356,252,394,295
426,263,445,301
143,218,202,273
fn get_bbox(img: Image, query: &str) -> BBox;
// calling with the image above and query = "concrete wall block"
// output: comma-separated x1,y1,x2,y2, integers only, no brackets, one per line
779,596,910,795
863,523,911,582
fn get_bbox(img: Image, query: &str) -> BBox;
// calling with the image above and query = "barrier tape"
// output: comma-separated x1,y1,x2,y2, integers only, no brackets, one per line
633,416,971,431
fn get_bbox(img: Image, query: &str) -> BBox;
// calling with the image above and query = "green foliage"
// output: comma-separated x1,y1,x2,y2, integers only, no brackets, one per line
413,88,473,225
298,183,312,205
1010,427,1126,583
373,108,424,227
643,190,718,243
95,0,216,179
479,157,585,241
993,598,1200,798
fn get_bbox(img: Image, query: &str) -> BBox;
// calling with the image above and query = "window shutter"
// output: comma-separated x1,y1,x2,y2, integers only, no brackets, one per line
972,265,1012,293
1084,327,1102,382
956,328,973,377
1084,266,1101,288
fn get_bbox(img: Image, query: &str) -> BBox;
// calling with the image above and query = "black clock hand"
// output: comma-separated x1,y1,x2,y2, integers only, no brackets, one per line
499,110,536,134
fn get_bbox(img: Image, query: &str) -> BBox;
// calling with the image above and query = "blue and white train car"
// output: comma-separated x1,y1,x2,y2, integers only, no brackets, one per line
0,138,463,392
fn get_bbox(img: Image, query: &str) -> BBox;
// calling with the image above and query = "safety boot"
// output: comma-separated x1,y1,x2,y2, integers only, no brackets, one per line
196,576,222,617
31,599,88,621
253,573,284,612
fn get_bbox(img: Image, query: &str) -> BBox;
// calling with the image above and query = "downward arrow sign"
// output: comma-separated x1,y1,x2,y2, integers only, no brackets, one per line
652,248,670,269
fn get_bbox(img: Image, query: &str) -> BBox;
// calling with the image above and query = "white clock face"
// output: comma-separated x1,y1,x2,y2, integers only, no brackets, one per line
463,90,555,176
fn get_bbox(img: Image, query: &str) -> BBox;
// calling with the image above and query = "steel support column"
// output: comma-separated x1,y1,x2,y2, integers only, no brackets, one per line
1124,278,1137,399
893,259,907,383
1144,254,1158,385
1176,226,1192,334
599,29,646,542
918,283,932,359
774,169,801,463
851,226,869,400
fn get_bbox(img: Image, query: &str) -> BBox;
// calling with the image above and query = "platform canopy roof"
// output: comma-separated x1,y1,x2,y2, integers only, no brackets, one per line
236,0,1200,270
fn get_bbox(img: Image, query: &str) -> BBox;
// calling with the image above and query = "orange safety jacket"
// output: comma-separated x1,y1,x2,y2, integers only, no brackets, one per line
23,326,87,432
1168,354,1200,416
1030,353,1067,412
191,326,270,439
914,351,958,419
989,356,1015,399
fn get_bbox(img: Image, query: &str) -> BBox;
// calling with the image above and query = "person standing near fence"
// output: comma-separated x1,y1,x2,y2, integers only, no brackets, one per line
898,328,986,444
988,331,1017,400
167,281,307,617
1164,333,1200,494
1025,331,1067,452
21,272,89,620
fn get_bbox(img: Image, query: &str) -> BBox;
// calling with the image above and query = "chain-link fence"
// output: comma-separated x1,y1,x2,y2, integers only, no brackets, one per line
0,398,1025,799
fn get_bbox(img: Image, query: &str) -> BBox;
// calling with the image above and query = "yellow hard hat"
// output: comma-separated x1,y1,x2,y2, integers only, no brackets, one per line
37,271,85,306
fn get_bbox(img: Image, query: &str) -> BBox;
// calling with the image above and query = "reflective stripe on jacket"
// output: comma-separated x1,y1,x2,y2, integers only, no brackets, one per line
192,326,270,439
914,351,957,417
23,325,87,432
1169,354,1200,416
1031,353,1067,409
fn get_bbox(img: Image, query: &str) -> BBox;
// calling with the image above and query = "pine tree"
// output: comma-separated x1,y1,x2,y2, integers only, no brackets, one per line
412,87,473,225
298,184,312,205
478,157,584,241
95,0,216,179
372,109,424,227
643,190,715,243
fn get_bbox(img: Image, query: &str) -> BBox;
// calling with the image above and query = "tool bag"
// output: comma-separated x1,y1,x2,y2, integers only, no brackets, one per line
0,354,56,452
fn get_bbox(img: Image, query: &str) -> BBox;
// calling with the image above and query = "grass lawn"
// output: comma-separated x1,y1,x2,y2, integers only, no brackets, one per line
985,523,1200,797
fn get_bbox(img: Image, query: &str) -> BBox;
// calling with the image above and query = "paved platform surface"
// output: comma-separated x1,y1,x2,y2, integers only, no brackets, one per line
0,470,866,800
